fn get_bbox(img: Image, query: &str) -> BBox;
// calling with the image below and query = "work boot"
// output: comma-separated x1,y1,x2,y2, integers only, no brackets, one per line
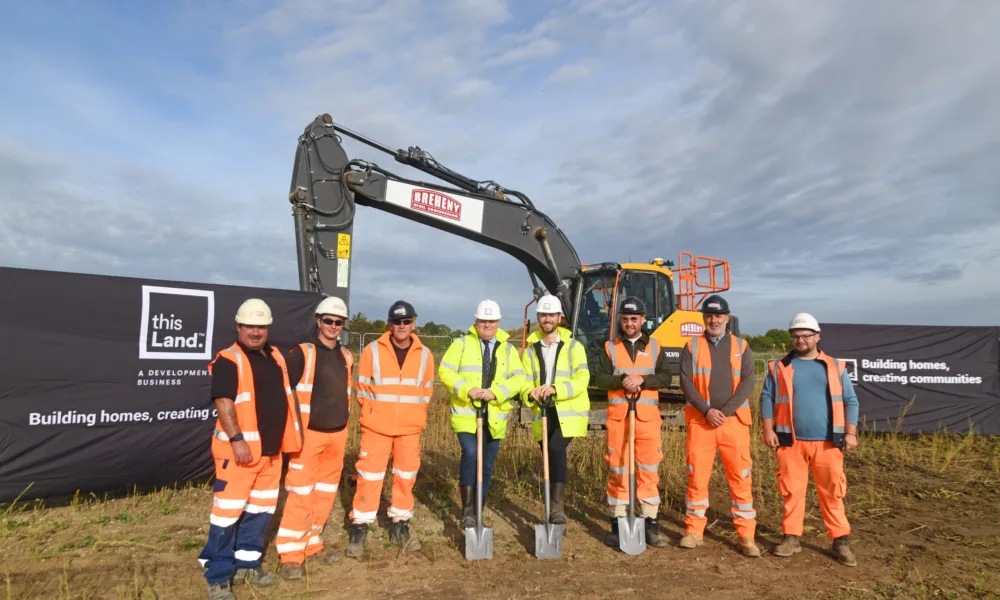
345,523,368,559
644,517,669,548
206,581,235,600
549,482,568,524
233,567,274,586
773,534,802,557
279,562,303,580
739,537,761,557
390,520,421,551
460,486,476,529
678,532,704,549
833,536,858,567
307,546,341,565
603,518,620,548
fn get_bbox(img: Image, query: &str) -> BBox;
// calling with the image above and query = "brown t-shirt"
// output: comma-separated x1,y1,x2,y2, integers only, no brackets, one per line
679,335,755,416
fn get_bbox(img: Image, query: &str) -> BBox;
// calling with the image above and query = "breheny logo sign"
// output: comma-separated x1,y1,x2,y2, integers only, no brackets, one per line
138,286,215,360
680,322,704,337
411,189,462,221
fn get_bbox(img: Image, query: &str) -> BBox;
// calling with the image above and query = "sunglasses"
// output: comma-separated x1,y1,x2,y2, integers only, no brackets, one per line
320,318,344,327
391,318,414,326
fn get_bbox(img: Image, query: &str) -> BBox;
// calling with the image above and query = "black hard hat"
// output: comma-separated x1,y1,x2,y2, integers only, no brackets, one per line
618,296,646,315
700,295,730,315
387,300,417,321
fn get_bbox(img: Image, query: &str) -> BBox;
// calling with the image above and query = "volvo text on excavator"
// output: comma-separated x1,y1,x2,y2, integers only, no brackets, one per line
287,114,738,427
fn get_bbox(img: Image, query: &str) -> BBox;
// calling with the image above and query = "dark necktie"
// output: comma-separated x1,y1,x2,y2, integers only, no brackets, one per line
482,340,492,388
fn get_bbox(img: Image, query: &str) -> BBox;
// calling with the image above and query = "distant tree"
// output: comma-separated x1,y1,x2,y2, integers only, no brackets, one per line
765,329,792,349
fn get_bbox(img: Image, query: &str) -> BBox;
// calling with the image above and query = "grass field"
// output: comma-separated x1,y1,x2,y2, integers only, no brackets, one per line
2,378,999,599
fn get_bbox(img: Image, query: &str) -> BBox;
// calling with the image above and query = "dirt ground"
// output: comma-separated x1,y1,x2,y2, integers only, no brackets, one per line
4,455,999,600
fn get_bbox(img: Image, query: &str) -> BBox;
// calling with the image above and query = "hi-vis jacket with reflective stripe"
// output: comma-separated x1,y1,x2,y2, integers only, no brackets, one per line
604,337,661,422
439,327,526,439
519,327,590,441
769,351,847,448
208,343,302,462
293,342,353,431
684,333,752,426
356,332,435,437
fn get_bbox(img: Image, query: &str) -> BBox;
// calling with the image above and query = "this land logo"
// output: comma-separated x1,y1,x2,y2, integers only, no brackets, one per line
840,358,858,382
411,189,462,221
680,322,704,337
138,286,215,360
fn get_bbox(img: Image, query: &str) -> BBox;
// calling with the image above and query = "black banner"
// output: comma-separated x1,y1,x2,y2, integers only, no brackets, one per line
0,266,323,502
817,323,1000,435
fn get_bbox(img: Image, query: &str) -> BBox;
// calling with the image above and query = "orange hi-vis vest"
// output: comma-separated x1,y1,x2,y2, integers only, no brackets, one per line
207,343,302,462
293,342,354,430
685,333,751,426
604,337,661,422
356,332,435,436
769,351,847,448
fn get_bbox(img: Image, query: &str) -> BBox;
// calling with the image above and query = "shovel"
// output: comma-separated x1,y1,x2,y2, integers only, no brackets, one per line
617,391,646,555
534,395,564,559
465,399,493,560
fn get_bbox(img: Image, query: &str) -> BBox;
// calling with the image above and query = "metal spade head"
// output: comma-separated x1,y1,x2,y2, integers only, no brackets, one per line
534,523,565,559
464,524,493,560
617,514,646,555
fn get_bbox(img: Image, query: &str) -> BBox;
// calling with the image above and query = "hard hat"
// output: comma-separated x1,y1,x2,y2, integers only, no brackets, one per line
475,299,501,320
388,300,417,321
536,295,562,315
315,296,348,318
700,294,730,315
618,296,646,315
235,298,273,326
788,312,820,332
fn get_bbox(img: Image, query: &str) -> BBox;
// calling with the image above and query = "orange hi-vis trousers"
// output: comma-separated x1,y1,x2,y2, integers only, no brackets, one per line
274,427,349,564
776,440,850,539
605,415,663,518
349,428,422,524
684,417,756,538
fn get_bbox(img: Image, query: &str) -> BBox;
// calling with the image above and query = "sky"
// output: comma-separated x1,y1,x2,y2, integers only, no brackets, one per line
1,0,999,335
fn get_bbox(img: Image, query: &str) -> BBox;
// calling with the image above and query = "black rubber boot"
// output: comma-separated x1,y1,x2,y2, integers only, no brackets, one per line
645,516,669,548
460,486,476,529
345,523,368,559
603,518,620,548
549,482,567,524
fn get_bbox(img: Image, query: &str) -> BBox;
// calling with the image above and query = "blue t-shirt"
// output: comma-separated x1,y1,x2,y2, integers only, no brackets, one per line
760,357,859,441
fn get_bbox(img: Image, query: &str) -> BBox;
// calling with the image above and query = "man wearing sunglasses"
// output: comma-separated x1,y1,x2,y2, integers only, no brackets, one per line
275,296,354,579
760,312,859,567
347,300,434,558
594,296,672,549
678,294,759,557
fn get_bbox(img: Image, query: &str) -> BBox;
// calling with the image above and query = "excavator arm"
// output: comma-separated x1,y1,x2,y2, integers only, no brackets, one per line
288,113,584,324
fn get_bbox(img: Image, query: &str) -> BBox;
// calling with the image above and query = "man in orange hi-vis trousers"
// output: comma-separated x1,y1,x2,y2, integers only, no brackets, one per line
594,296,672,549
678,294,760,557
761,312,860,567
198,299,303,600
275,296,354,580
346,300,435,558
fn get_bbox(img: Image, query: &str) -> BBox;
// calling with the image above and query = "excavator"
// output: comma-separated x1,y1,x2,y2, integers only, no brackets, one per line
287,114,737,428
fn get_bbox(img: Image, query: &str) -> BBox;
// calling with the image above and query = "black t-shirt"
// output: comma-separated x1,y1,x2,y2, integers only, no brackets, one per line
393,342,410,368
286,340,350,432
210,342,288,456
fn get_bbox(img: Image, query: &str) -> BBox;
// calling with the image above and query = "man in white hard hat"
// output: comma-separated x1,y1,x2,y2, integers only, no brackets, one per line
275,296,354,579
760,312,860,566
439,299,526,528
519,294,590,524
199,299,303,600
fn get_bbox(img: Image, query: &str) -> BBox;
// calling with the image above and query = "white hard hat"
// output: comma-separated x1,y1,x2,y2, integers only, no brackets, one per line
788,312,820,332
536,295,562,315
475,299,501,320
236,298,273,326
315,296,348,318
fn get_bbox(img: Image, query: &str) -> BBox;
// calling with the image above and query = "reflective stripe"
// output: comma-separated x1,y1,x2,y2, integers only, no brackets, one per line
554,370,572,378
686,497,709,507
314,482,339,493
368,340,382,383
451,407,476,416
452,379,468,397
557,409,589,418
210,514,239,527
692,367,710,375
417,346,430,385
637,398,658,406
285,386,293,395
507,369,526,378
213,497,247,510
741,467,752,478
607,496,629,505
686,464,694,473
244,503,276,514
732,369,741,377
286,484,314,495
352,510,377,521
357,470,386,481
832,425,845,433
288,462,304,470
459,365,482,373
636,462,659,472
733,509,757,520
610,466,628,475
372,393,429,404
378,377,401,385
495,383,511,398
686,508,707,517
439,361,457,372
775,425,792,433
639,495,660,505
387,506,414,519
249,488,279,499
276,542,307,553
299,404,311,414
357,375,373,385
278,527,309,538
234,392,251,404
733,501,754,511
356,389,375,401
214,429,260,442
392,467,418,479
775,395,790,405
307,537,322,546
296,383,313,392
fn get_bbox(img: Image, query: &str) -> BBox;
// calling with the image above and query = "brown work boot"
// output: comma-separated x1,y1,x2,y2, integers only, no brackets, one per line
279,562,303,580
833,536,857,567
773,534,801,557
206,581,235,600
307,545,341,564
678,532,704,549
233,566,275,586
738,537,761,557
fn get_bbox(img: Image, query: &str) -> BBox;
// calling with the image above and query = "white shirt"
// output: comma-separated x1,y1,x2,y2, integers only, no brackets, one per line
540,337,559,386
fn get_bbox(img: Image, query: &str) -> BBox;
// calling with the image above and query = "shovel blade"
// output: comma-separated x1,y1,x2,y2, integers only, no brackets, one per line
617,515,646,556
533,523,565,560
464,525,493,561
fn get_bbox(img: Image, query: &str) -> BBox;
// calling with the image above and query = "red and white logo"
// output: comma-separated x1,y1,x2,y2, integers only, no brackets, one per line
680,322,704,337
411,189,462,221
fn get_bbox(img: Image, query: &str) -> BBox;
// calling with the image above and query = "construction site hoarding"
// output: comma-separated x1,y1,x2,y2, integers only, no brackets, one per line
817,322,1000,436
0,266,322,502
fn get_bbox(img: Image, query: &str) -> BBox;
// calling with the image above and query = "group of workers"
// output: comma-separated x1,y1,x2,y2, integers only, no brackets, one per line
197,292,861,600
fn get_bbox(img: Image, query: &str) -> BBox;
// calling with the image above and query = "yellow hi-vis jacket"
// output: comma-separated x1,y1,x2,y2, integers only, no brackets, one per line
438,326,526,439
519,327,591,441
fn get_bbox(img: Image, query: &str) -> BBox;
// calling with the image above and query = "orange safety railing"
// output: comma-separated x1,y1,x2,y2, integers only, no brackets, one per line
675,252,731,311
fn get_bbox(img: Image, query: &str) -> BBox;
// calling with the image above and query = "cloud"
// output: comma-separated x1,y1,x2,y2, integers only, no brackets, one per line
545,63,591,85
